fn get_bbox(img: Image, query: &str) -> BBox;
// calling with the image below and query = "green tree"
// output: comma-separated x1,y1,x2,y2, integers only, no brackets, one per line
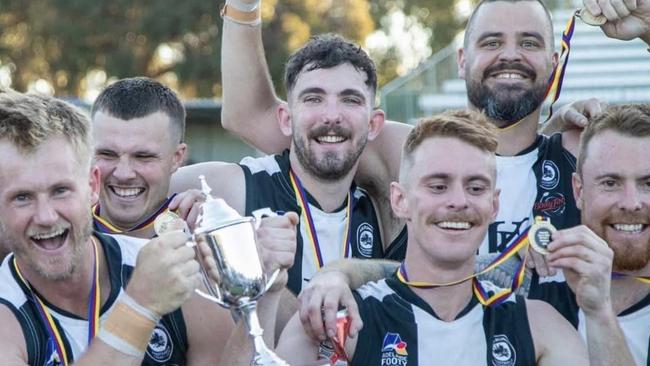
0,0,463,98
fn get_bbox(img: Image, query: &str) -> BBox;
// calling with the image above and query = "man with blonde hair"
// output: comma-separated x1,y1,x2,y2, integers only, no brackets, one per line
223,110,589,365
0,90,284,365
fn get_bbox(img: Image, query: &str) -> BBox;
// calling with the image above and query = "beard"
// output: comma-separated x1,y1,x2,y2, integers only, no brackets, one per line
466,61,547,127
293,124,367,181
2,214,93,281
588,211,650,272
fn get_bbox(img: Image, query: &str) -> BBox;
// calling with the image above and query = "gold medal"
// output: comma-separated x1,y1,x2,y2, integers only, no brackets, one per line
576,8,606,26
154,210,182,236
528,216,556,255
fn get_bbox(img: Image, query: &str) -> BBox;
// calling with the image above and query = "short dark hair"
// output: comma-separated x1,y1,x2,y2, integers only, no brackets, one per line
463,0,555,49
577,104,650,175
284,33,377,99
91,77,186,143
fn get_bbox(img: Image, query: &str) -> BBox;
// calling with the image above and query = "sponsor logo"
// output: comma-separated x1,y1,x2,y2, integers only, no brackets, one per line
540,160,560,190
380,332,408,365
533,192,566,216
357,223,374,257
146,324,173,363
491,334,516,366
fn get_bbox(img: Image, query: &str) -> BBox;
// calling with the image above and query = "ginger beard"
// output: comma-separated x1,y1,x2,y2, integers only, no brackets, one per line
1,214,93,281
591,211,650,272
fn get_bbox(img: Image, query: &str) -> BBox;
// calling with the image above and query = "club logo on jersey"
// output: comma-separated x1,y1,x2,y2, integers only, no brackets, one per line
380,332,408,365
540,160,560,190
356,223,374,257
146,323,173,363
533,192,566,216
491,334,516,366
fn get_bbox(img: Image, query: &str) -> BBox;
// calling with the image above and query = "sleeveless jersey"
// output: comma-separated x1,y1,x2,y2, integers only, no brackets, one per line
529,275,650,365
0,232,188,366
240,150,405,294
348,274,536,366
482,134,579,255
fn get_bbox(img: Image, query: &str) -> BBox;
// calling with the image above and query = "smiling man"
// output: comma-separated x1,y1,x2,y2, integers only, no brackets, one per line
222,110,589,366
90,78,198,239
172,34,402,296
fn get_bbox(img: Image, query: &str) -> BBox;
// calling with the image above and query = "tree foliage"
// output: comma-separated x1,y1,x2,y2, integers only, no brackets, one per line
0,0,463,98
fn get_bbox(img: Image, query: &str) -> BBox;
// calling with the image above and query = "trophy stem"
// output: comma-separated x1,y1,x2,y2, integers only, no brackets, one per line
239,301,290,366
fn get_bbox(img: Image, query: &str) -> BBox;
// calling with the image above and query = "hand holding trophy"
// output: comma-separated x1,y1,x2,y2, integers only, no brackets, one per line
188,175,289,366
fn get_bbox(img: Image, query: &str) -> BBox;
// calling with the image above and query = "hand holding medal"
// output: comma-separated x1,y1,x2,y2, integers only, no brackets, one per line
528,216,557,255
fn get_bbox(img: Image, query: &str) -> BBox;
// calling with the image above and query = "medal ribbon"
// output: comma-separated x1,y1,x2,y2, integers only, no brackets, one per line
612,272,650,285
288,170,352,269
543,12,577,121
396,227,530,306
92,193,177,234
13,236,101,365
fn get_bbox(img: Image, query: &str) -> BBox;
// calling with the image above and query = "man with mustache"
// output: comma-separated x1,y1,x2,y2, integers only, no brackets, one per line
222,110,590,365
300,104,647,365
219,0,602,276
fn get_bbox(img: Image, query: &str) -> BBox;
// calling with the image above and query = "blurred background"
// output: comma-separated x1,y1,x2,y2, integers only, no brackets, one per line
2,0,648,162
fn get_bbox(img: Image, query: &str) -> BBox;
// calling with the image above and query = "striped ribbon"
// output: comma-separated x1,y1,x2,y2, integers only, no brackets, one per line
92,193,177,234
288,170,352,269
396,227,530,307
612,272,650,285
13,236,101,365
543,12,577,121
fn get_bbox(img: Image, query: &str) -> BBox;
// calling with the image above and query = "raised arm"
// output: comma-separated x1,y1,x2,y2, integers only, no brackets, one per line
584,0,650,43
220,0,290,154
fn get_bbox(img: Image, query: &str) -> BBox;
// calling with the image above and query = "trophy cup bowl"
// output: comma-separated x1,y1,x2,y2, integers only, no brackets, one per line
194,217,267,307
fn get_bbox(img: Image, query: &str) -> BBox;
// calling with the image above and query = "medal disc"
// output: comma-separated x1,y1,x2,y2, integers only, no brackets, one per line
528,219,556,255
577,8,606,26
154,210,182,236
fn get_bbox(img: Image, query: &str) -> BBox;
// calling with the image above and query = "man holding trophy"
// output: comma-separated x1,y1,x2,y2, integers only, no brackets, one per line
0,89,299,365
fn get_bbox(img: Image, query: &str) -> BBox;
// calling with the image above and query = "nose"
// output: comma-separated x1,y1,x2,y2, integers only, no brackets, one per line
112,156,137,181
446,183,469,211
498,40,522,62
322,100,342,125
617,183,642,212
33,197,59,226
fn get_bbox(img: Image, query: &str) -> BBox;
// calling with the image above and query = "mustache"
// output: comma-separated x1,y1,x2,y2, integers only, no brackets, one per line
307,125,351,139
483,62,536,81
604,211,650,225
425,212,480,226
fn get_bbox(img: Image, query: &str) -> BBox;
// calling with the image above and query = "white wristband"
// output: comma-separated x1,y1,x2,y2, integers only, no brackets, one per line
226,0,260,12
98,330,144,357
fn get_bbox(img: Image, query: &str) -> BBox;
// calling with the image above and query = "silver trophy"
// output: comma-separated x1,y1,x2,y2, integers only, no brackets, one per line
192,176,289,366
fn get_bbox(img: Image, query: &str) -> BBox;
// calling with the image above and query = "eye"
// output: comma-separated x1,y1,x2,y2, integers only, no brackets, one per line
303,95,322,104
481,40,501,49
521,39,540,49
53,186,70,196
600,179,620,190
95,150,118,159
467,184,487,195
135,153,157,161
12,193,31,205
428,184,447,193
342,96,362,105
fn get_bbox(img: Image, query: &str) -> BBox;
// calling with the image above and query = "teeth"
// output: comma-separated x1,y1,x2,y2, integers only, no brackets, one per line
437,221,471,230
317,135,345,143
112,187,144,198
32,228,66,240
613,224,644,233
494,73,524,79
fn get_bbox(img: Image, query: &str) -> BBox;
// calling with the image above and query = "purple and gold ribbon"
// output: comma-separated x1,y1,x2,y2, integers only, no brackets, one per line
543,13,577,120
13,236,101,365
289,170,352,269
92,193,177,234
612,272,650,285
396,227,530,307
